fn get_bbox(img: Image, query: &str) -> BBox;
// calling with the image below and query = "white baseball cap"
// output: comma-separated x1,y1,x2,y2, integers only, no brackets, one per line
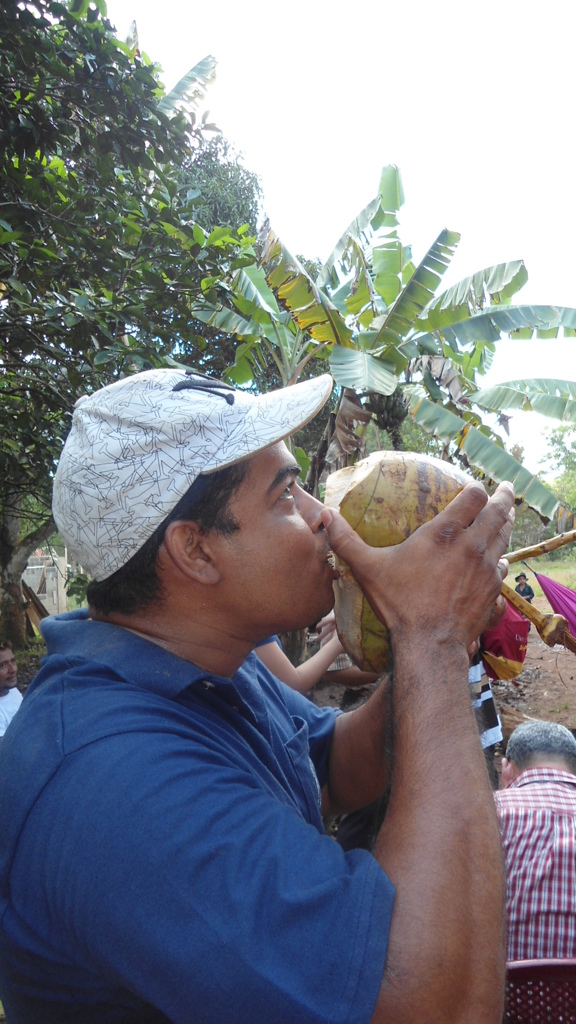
53,368,333,581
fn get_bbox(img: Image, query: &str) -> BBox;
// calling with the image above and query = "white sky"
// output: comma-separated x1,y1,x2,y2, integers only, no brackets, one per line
106,0,576,477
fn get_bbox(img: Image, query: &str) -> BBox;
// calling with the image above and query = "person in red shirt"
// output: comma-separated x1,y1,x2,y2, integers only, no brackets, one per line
495,719,576,961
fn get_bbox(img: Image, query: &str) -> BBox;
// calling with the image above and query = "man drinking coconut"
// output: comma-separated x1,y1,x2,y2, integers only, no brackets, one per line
0,369,514,1024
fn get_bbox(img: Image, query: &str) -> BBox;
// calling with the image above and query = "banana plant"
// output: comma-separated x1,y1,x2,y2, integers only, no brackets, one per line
195,165,576,527
258,167,576,526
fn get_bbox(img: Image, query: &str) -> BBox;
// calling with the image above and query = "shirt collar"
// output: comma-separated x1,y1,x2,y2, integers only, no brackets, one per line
40,609,242,699
508,766,576,790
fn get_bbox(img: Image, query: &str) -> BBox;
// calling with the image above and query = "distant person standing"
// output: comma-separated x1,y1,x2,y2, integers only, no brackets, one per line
495,720,576,960
0,642,21,741
514,573,534,604
514,572,534,632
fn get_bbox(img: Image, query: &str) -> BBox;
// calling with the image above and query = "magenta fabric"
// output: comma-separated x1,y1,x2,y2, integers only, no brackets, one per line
536,574,576,637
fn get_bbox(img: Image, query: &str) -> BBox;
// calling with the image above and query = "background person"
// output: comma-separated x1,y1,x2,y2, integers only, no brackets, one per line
0,642,21,741
0,369,515,1024
514,572,535,632
514,572,534,604
495,719,576,960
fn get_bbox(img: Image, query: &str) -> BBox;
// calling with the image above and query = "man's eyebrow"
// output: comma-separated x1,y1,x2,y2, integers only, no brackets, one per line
267,463,301,495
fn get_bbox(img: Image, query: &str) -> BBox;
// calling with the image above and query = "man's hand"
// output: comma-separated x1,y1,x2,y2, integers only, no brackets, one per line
321,480,515,657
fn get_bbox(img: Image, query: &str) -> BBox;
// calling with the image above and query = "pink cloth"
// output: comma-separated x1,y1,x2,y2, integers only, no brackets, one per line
536,573,576,637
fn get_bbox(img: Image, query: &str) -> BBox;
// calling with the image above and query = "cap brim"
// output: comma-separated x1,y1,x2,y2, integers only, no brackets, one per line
202,373,333,474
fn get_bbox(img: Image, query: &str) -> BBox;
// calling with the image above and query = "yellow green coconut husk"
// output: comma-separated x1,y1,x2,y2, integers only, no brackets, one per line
324,450,469,673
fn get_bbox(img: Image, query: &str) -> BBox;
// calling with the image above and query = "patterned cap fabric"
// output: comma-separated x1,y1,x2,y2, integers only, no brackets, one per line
53,368,333,581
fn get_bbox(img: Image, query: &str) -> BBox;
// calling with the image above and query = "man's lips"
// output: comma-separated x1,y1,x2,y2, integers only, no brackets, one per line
325,550,341,580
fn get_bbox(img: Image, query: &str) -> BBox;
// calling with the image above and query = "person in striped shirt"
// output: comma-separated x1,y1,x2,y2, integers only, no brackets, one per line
495,720,576,961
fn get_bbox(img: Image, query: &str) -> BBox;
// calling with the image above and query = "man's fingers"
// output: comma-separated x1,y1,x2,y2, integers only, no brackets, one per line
472,482,516,558
435,481,489,530
436,480,515,537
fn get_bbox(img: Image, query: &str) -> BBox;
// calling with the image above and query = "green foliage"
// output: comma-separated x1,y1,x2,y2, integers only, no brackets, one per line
544,425,576,475
180,135,262,235
255,166,576,523
0,0,252,641
64,571,91,604
1,0,249,472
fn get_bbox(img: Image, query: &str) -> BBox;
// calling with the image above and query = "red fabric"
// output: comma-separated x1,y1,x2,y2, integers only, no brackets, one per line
481,600,529,680
536,573,576,637
495,768,576,961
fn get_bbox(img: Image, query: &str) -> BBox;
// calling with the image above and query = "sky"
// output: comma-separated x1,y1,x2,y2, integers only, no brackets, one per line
105,0,576,477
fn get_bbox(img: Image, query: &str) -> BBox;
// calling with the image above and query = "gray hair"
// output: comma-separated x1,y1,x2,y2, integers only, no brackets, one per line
507,720,576,774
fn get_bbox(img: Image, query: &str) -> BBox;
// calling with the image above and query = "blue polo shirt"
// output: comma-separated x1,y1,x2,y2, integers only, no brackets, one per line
0,611,393,1024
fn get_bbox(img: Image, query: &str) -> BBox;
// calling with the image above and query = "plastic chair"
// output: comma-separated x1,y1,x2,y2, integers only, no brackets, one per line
504,958,576,1023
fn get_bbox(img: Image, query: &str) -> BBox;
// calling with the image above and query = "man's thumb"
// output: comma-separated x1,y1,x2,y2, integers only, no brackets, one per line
321,508,374,582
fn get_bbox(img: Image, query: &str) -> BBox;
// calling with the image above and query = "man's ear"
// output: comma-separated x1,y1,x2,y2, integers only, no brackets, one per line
501,756,519,788
162,521,222,585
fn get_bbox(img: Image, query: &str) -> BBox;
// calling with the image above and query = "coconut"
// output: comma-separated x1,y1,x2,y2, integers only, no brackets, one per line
324,450,469,672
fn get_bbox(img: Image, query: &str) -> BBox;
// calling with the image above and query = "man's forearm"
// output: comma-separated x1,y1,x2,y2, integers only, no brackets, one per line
370,639,506,1024
323,676,392,815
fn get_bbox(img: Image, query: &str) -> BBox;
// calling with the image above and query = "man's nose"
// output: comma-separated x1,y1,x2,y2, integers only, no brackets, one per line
296,487,326,530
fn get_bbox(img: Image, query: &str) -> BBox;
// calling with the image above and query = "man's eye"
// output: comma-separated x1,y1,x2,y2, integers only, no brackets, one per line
281,476,300,498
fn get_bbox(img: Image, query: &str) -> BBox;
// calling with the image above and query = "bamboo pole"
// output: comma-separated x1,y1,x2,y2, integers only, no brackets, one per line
507,529,576,564
501,581,576,654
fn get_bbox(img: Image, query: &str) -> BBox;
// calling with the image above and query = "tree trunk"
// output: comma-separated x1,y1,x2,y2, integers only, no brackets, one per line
0,494,57,646
0,569,27,647
278,628,307,668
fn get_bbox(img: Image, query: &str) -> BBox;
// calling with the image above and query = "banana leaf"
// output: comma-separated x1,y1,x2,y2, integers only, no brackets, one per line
329,346,399,396
261,230,353,347
318,165,406,292
415,305,576,351
317,195,382,291
408,391,571,525
192,301,263,339
371,230,461,349
474,379,576,424
158,56,217,115
416,261,529,332
343,237,387,323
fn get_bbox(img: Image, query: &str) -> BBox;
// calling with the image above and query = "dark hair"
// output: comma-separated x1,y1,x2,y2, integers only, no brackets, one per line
507,720,576,774
0,641,13,651
87,461,249,616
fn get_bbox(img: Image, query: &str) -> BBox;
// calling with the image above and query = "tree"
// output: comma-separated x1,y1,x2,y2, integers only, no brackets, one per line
180,134,262,236
543,426,576,516
171,134,263,383
544,425,576,475
0,0,252,644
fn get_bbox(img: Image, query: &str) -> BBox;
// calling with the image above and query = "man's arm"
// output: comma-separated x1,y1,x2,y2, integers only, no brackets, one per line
322,481,514,1024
